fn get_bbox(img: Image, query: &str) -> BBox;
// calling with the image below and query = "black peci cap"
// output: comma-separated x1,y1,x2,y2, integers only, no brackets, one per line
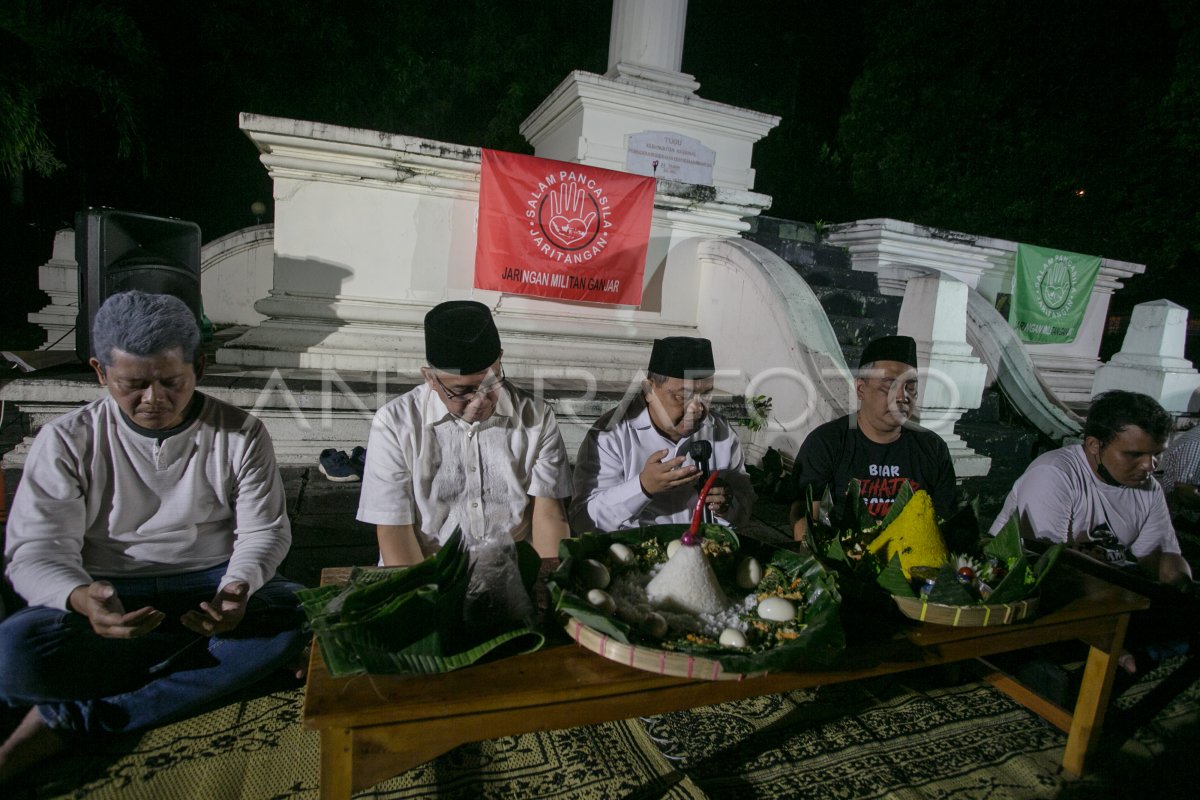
858,334,918,369
424,300,502,374
648,337,715,379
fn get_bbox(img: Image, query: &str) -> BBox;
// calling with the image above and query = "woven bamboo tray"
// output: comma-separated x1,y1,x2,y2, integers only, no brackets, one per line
563,617,767,682
892,594,1038,627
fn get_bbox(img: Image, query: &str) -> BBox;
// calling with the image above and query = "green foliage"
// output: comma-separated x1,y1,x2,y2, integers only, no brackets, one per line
834,0,1200,312
743,394,773,432
199,0,609,154
746,446,789,502
0,0,153,180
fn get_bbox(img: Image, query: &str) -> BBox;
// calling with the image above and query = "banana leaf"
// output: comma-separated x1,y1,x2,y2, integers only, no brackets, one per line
980,516,1064,604
808,484,1063,609
547,524,845,673
298,529,545,676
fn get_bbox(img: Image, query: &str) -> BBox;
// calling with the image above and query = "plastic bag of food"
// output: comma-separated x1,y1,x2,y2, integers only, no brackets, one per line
463,535,536,633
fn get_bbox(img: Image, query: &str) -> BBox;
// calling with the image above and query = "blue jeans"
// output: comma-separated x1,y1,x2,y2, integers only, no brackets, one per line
0,564,307,736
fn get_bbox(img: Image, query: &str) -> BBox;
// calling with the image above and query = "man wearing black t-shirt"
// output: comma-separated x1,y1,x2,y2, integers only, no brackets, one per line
789,335,956,542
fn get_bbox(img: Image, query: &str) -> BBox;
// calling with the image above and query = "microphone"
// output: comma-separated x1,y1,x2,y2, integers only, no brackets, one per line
686,440,714,523
686,440,712,478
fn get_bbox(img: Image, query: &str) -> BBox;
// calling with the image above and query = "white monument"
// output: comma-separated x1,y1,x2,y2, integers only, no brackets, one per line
897,272,991,477
9,0,1157,474
826,217,1146,406
209,0,855,462
1093,300,1200,412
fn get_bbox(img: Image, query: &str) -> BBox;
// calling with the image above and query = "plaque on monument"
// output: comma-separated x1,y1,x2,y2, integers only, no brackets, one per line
625,131,715,186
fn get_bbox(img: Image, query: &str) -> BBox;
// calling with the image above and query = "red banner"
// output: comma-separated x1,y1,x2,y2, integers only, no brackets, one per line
474,149,654,306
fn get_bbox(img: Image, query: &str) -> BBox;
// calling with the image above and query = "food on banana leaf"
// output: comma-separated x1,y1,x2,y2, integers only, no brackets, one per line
548,524,845,674
645,538,729,615
864,489,948,580
298,530,545,677
807,481,1061,608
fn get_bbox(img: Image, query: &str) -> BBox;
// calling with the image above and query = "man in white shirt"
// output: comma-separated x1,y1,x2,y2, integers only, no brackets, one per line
357,301,571,570
570,337,753,532
0,291,304,784
990,390,1192,588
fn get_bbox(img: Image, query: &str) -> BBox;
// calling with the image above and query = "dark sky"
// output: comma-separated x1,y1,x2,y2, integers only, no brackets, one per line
3,0,1196,345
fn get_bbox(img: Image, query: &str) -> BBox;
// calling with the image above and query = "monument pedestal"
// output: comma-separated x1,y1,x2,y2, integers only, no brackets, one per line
1093,300,1200,413
898,272,991,477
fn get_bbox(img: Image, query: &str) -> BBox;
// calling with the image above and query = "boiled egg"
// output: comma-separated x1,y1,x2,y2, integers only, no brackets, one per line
757,597,796,622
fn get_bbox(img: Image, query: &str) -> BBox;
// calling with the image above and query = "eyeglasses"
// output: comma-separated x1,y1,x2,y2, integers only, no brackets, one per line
431,366,505,402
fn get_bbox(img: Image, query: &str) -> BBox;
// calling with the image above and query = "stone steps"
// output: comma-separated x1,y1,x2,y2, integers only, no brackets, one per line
744,216,903,368
955,389,1054,525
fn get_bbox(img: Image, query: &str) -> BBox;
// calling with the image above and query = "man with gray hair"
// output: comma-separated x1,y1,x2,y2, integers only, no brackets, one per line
0,290,305,784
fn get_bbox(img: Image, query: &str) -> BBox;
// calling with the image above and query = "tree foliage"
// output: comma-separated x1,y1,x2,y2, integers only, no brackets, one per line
833,0,1197,310
0,0,154,182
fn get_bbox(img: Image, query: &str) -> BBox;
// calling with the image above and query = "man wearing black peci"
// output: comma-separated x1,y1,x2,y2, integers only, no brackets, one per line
789,335,956,542
570,337,754,532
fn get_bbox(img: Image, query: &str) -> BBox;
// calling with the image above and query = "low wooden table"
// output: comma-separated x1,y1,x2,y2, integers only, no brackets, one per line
303,563,1148,799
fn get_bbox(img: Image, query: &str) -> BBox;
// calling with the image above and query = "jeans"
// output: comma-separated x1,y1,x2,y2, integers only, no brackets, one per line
0,564,307,737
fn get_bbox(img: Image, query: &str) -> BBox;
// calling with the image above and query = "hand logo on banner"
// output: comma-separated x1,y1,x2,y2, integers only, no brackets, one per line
474,149,655,306
1039,257,1073,310
546,182,597,248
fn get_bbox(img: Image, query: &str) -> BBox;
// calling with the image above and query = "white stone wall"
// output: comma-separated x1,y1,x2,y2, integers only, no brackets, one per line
200,225,274,326
826,217,1146,406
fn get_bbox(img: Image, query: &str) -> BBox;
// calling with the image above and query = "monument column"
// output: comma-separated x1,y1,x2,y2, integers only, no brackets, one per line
605,0,699,92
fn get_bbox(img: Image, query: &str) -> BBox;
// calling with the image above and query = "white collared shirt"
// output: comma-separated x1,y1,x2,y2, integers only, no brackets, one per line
357,382,571,557
569,396,753,532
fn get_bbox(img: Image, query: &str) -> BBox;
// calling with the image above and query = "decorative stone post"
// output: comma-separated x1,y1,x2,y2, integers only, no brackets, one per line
1092,300,1200,412
27,229,78,351
897,272,992,477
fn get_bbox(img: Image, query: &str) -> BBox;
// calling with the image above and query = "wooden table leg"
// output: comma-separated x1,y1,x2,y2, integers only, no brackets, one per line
320,727,354,800
979,665,1073,733
1062,613,1129,776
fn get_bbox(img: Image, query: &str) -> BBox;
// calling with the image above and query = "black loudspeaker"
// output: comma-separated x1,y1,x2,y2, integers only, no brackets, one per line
75,208,202,362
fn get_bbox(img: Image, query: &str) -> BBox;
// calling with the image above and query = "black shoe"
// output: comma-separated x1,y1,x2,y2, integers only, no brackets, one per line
348,446,367,479
318,449,359,482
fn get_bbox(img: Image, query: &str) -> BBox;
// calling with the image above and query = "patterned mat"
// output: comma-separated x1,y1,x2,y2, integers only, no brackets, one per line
11,655,1200,799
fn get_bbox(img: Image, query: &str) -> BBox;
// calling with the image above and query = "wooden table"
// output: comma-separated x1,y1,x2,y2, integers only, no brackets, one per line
303,563,1148,799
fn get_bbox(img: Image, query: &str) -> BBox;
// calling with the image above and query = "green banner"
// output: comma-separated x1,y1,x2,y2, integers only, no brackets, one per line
1009,243,1101,343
